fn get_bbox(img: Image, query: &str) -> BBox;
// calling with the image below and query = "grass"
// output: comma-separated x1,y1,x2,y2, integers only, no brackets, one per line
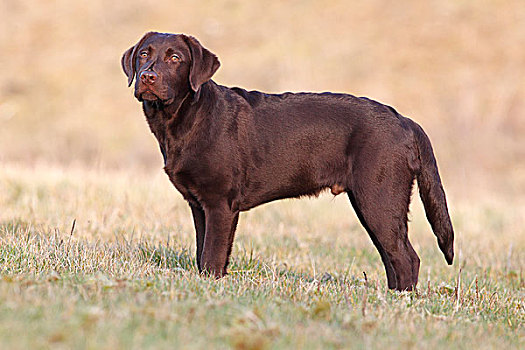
0,165,523,349
1,0,524,348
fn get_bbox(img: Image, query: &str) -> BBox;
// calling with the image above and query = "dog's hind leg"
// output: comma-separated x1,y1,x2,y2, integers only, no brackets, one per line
348,191,397,289
348,163,420,291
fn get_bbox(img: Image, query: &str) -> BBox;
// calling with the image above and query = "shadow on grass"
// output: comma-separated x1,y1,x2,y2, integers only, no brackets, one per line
137,242,197,272
137,241,368,289
137,241,321,281
0,218,368,288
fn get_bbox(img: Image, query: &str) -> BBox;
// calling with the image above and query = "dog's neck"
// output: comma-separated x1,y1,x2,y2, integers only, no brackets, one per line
142,80,218,118
143,91,190,118
142,81,219,164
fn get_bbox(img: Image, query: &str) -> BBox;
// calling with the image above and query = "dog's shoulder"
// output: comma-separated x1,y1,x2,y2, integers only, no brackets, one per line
228,86,271,109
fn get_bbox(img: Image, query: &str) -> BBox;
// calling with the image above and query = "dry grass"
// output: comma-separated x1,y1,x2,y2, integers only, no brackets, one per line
0,0,524,348
0,164,523,349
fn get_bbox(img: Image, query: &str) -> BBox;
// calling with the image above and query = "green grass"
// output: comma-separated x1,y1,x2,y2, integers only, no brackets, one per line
0,165,523,349
1,1,524,347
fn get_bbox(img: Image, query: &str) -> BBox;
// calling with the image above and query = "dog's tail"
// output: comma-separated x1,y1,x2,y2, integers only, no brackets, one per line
409,120,454,265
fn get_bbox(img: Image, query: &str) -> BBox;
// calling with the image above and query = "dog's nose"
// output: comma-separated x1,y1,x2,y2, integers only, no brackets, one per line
140,71,158,85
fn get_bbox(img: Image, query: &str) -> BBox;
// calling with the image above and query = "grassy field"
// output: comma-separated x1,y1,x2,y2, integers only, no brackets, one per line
0,165,523,349
1,0,524,348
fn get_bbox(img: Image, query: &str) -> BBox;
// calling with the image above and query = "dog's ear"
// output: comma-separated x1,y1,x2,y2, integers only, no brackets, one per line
121,32,157,87
184,35,220,93
121,46,135,87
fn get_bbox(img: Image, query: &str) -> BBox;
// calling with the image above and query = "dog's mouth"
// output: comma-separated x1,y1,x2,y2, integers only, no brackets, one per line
135,86,175,105
140,91,159,101
136,87,163,102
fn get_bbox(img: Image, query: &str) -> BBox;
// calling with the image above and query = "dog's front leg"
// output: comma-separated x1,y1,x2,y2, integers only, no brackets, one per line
200,202,238,278
189,203,206,272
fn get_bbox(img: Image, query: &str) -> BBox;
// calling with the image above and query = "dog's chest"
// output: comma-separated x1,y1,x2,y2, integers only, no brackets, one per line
163,154,195,202
162,141,212,198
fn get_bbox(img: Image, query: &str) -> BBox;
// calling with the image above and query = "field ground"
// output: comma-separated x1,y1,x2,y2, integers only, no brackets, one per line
0,164,523,349
1,0,524,348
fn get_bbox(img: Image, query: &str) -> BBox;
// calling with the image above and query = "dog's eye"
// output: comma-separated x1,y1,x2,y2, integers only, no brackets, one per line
170,54,180,62
139,51,148,58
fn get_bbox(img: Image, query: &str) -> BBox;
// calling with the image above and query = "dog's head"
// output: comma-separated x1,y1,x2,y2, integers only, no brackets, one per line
121,32,220,104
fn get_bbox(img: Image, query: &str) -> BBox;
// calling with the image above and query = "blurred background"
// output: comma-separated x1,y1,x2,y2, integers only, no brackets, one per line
0,0,523,200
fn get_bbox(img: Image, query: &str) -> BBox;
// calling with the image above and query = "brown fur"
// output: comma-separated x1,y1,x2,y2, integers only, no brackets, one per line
122,32,454,290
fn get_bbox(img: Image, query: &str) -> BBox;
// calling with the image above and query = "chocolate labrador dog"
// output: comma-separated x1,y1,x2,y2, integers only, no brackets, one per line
122,32,454,291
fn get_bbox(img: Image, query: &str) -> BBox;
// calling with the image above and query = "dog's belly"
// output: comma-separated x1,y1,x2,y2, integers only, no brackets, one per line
239,131,352,209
